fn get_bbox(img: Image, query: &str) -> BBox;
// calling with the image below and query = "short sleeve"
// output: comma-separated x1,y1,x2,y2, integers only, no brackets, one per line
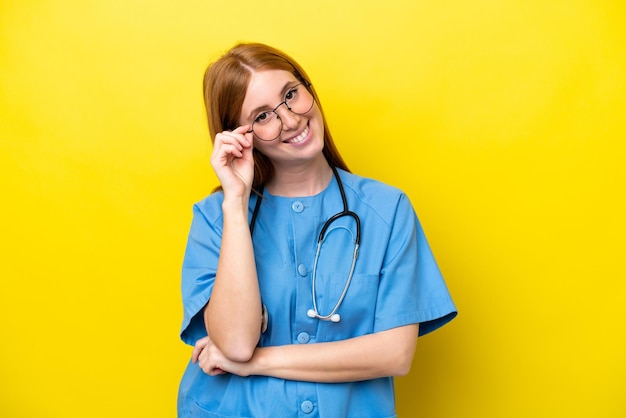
374,193,457,337
179,202,224,345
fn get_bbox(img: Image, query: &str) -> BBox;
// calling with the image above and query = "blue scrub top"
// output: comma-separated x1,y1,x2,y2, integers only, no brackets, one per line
178,169,457,418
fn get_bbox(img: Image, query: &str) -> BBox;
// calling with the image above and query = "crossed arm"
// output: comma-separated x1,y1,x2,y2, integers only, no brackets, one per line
193,323,419,382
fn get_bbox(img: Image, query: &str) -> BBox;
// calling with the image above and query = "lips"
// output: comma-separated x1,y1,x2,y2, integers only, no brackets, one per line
283,124,309,144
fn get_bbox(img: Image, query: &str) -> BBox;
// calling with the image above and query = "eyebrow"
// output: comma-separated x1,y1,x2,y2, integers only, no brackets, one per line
245,80,299,122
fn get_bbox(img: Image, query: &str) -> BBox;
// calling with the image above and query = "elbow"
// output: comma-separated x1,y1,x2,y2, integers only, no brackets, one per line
204,307,260,362
386,327,418,376
375,344,414,377
211,329,259,362
392,355,414,377
205,329,259,363
221,341,257,363
391,324,419,376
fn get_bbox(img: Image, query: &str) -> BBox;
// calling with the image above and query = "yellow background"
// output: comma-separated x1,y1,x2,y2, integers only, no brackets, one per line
1,0,624,416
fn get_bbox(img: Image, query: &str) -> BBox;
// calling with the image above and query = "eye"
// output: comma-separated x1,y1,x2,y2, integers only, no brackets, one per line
285,85,299,102
254,111,272,125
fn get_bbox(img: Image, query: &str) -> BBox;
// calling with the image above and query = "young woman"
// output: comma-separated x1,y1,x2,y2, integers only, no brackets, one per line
178,42,457,417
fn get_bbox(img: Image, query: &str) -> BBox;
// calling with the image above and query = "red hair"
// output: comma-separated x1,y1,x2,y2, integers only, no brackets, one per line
203,42,349,191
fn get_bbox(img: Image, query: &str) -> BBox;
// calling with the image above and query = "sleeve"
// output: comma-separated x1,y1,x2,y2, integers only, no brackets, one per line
179,202,223,345
374,193,457,337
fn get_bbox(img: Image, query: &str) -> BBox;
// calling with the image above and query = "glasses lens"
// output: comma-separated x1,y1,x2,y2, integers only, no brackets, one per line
252,114,282,141
252,84,314,141
286,84,314,115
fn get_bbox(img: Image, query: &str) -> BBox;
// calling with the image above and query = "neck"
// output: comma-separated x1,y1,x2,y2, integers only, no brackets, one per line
265,155,334,197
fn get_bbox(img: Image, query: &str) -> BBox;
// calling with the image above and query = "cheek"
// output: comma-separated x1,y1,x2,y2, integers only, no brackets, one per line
253,140,270,154
252,140,280,160
310,106,325,132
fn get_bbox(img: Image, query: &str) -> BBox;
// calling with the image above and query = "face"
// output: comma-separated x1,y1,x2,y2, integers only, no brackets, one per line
238,70,325,168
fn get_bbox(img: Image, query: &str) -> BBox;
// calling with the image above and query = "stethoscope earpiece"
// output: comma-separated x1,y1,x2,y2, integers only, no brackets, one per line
306,309,342,323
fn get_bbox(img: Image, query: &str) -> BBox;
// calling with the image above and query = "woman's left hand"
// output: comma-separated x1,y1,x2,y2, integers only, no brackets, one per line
192,336,253,377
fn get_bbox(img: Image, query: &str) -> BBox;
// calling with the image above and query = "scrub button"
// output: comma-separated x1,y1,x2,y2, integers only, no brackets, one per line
297,264,308,276
291,201,304,213
300,400,314,414
297,332,310,344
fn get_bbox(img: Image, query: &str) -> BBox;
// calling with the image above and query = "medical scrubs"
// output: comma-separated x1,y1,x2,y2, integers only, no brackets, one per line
178,169,457,418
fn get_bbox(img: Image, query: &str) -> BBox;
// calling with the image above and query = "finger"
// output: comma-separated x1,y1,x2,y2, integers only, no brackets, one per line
225,125,252,147
210,368,226,376
192,347,201,364
231,124,251,135
214,142,244,159
244,131,254,149
216,134,249,155
216,132,244,150
191,337,210,363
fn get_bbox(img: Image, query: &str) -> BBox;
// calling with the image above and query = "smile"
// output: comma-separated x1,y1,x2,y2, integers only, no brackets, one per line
284,124,309,144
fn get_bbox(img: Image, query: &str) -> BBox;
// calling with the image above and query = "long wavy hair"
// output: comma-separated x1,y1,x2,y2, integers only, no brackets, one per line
203,42,350,192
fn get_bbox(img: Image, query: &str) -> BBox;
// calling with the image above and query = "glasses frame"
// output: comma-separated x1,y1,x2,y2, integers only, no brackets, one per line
246,82,314,141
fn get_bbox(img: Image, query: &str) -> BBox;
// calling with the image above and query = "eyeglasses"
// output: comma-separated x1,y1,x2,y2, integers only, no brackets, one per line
246,83,314,141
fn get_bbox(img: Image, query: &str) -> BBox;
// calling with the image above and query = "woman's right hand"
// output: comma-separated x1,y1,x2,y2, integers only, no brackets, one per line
210,125,254,198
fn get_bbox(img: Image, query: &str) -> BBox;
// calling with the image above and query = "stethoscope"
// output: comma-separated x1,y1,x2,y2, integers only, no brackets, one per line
250,165,361,323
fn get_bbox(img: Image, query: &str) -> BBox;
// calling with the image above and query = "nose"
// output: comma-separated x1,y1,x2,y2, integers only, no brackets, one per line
275,104,299,131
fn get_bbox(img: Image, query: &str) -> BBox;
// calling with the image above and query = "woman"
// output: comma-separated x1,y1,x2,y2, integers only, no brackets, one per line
178,42,457,417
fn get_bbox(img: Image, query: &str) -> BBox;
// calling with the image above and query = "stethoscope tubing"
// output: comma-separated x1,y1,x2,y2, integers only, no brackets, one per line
309,236,359,322
249,165,361,323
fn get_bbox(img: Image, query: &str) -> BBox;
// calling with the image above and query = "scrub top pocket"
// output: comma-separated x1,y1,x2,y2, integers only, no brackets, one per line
317,272,379,339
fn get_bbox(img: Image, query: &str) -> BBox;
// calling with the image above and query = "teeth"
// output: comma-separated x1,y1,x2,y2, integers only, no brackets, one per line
287,125,309,144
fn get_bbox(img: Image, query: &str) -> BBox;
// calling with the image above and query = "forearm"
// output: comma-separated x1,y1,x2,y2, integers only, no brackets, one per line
247,324,419,382
205,197,261,361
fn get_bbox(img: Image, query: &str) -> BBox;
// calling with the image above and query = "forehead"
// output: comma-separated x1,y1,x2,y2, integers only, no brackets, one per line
240,70,298,119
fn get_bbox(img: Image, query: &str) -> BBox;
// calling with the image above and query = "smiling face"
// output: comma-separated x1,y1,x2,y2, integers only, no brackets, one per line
239,70,326,169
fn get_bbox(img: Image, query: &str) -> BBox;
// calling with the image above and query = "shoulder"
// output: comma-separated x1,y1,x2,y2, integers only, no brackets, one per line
337,169,414,221
338,170,403,197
